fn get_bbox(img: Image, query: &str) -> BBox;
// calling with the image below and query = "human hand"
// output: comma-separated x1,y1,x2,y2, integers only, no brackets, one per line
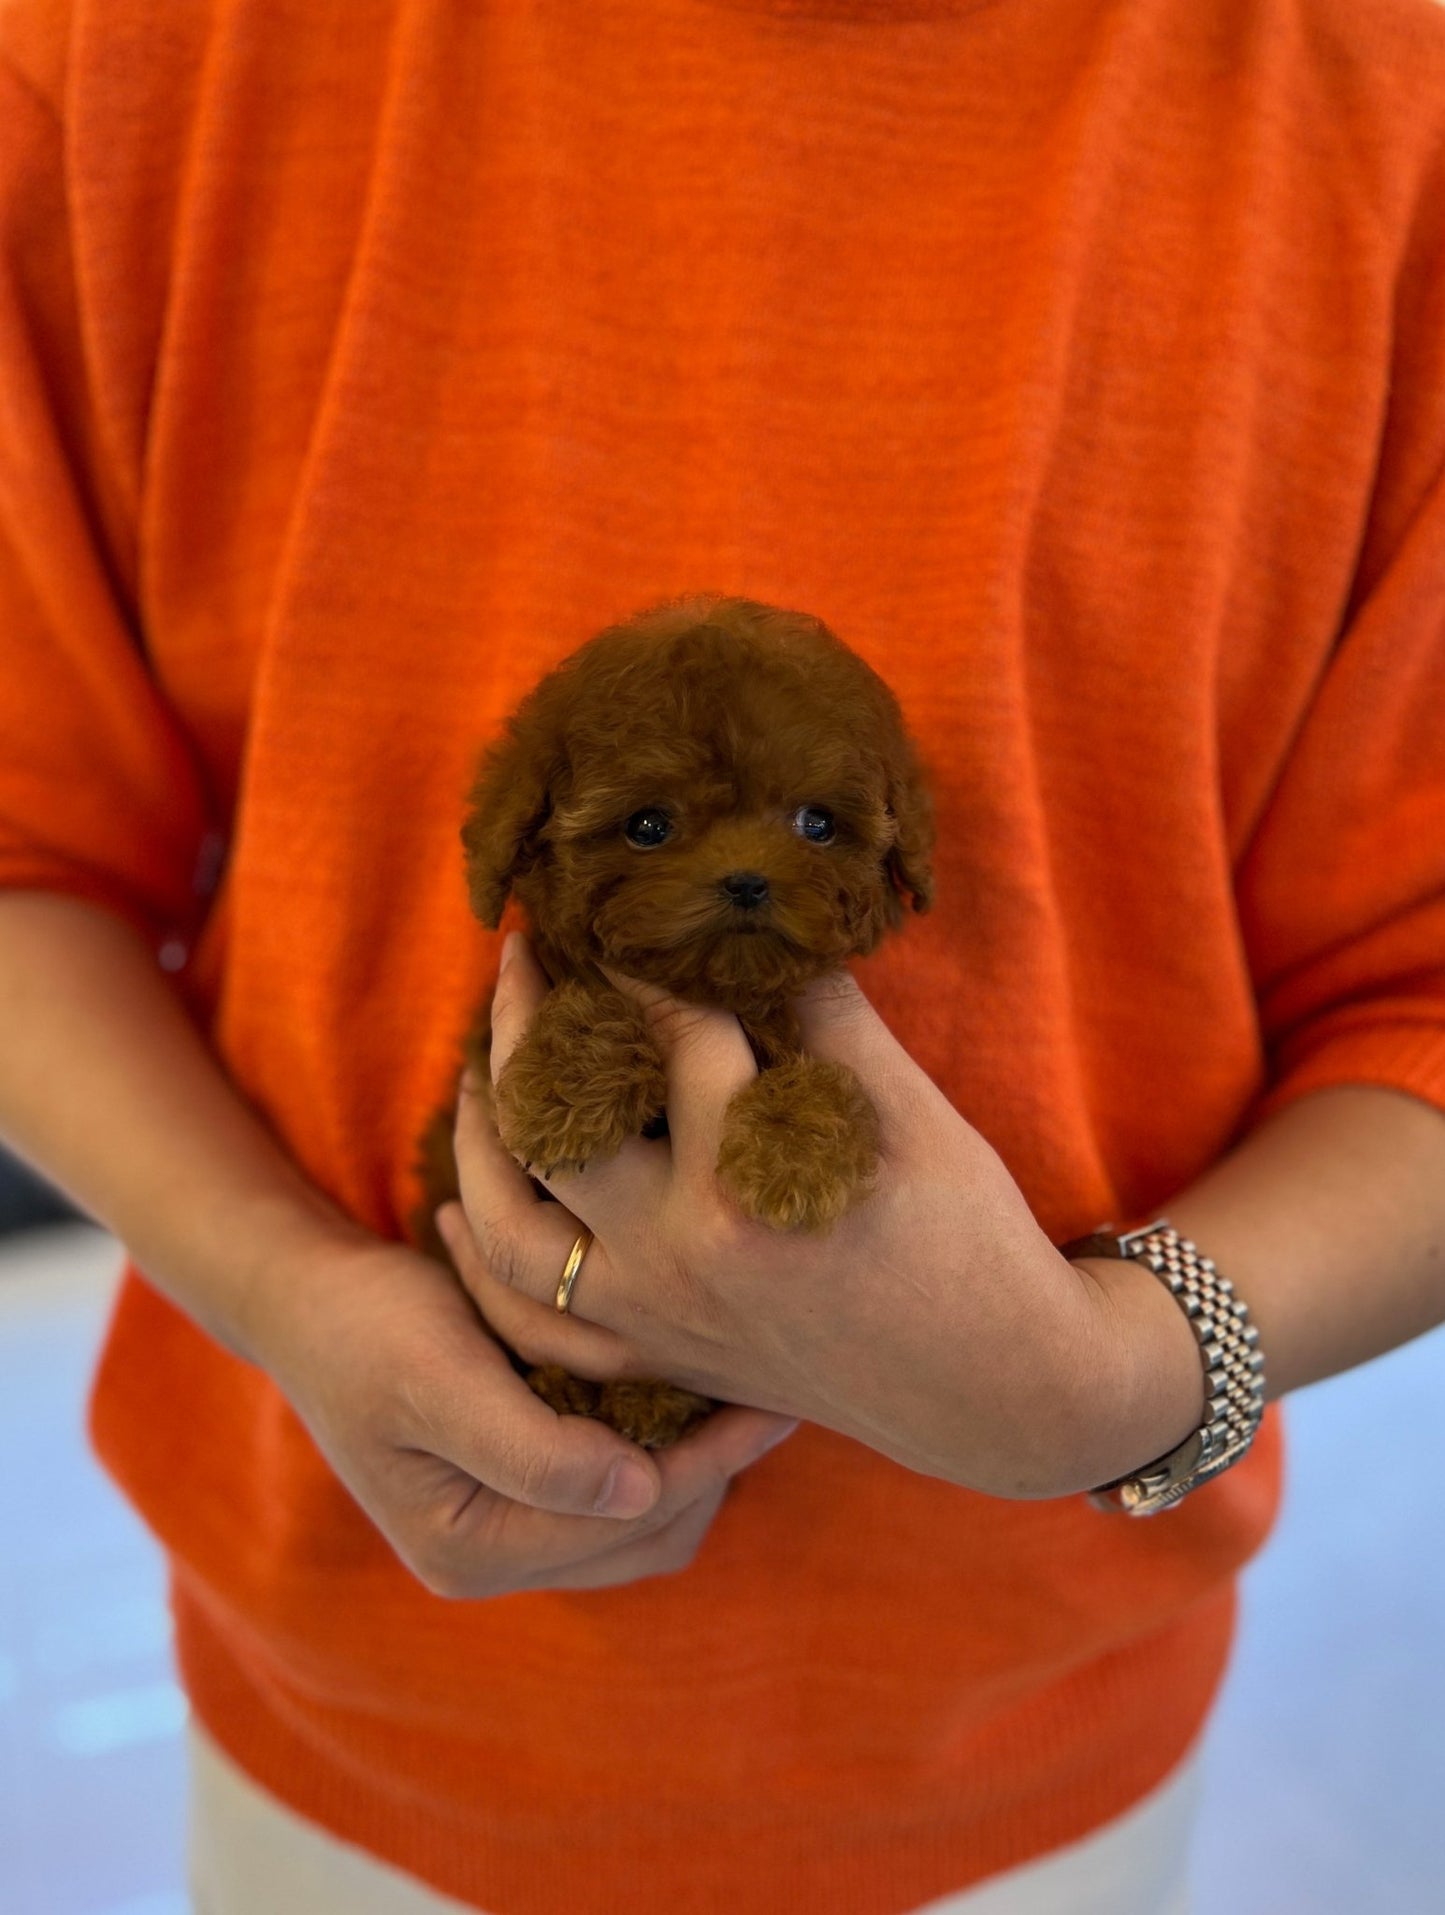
243,1222,798,1597
438,934,1205,1500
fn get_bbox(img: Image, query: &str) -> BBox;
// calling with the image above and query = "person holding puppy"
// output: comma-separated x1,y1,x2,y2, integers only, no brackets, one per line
2,3,1444,1913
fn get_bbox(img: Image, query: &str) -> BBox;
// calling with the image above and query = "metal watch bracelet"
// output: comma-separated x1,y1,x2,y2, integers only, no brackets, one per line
1060,1219,1267,1516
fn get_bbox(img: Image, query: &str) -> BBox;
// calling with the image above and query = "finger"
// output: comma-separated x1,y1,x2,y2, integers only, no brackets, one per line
543,1481,730,1590
418,1324,666,1520
450,1071,641,1312
600,967,757,1186
441,1481,727,1596
654,1402,800,1491
522,1405,796,1544
437,1199,637,1361
443,1209,798,1477
488,931,551,1086
444,1090,662,1334
454,1044,554,1220
445,1405,799,1592
476,936,676,1227
519,1129,673,1242
413,1472,720,1597
787,967,923,1134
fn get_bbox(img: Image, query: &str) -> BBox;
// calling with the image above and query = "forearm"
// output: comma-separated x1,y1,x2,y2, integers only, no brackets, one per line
1076,1084,1445,1477
0,890,361,1358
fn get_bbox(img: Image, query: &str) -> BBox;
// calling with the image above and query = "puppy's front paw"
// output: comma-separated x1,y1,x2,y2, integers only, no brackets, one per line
495,979,666,1176
716,1058,879,1232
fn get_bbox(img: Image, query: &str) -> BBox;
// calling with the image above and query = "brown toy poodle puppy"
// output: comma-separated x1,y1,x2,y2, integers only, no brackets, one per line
418,592,933,1446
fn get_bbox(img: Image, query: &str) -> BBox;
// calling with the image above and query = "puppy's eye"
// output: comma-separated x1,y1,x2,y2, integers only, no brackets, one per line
792,805,836,845
624,807,674,848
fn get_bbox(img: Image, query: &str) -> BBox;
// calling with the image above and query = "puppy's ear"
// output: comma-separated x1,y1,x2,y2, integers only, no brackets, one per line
884,739,935,914
461,728,558,928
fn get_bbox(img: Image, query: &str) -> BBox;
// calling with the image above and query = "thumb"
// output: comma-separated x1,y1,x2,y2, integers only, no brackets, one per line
431,1341,664,1519
789,967,907,1076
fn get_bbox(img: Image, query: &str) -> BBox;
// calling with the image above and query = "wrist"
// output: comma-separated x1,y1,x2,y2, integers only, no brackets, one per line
1064,1251,1207,1494
217,1187,373,1371
943,1241,1201,1502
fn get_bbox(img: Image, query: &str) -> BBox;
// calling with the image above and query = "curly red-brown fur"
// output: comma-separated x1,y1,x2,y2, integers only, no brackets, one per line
418,594,934,1445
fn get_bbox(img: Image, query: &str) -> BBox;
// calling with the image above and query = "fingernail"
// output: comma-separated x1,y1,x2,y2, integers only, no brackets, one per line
498,931,521,978
596,1457,657,1518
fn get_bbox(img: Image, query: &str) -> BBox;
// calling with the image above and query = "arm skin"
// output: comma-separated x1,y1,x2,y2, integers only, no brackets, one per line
1078,1079,1445,1448
0,891,352,1359
441,935,1445,1501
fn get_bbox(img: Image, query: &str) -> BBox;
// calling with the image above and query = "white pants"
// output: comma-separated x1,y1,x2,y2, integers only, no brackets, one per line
188,1723,1198,1915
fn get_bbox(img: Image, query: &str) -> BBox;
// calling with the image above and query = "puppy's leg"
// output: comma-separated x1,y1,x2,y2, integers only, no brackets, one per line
717,1059,880,1232
495,978,667,1177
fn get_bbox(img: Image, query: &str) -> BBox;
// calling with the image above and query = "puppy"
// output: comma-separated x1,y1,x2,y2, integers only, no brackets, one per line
418,593,934,1446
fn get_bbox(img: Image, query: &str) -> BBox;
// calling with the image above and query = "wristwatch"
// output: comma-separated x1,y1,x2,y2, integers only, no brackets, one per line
1060,1219,1267,1515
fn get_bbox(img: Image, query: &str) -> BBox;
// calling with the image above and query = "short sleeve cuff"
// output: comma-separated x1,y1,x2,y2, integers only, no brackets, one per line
1252,1017,1445,1131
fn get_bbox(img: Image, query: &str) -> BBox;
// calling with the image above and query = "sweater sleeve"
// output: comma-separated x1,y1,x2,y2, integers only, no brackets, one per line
1238,156,1445,1127
0,57,208,945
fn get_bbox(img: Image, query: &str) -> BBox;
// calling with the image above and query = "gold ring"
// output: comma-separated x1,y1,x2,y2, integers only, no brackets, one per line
555,1229,594,1315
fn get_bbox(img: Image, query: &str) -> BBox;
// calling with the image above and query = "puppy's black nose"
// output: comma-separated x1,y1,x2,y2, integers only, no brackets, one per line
721,871,770,910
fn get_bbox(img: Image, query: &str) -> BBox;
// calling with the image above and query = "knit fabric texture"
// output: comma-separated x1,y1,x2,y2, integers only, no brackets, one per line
2,1,1444,1910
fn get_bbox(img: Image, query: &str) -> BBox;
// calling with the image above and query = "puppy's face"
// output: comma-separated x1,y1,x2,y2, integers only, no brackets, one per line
464,601,933,1012
542,730,899,1007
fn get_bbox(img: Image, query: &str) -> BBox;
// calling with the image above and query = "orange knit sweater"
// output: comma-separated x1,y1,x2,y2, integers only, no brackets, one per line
3,1,1445,1909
